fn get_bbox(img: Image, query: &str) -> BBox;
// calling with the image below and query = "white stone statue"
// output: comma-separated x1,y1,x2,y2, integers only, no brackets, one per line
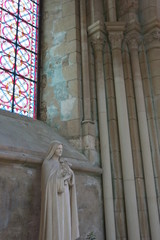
39,140,80,240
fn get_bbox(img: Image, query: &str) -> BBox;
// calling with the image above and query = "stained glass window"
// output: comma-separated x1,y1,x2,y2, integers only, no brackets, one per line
0,0,39,118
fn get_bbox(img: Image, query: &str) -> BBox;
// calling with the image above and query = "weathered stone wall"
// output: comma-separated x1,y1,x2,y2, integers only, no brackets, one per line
1,0,160,239
0,163,41,240
0,111,104,240
40,0,81,141
0,163,104,240
40,0,100,164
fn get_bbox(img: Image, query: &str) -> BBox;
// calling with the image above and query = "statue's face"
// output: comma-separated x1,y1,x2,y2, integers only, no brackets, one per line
55,144,63,157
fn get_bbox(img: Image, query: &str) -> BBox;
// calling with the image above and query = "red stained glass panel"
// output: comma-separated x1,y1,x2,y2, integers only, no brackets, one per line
0,0,39,118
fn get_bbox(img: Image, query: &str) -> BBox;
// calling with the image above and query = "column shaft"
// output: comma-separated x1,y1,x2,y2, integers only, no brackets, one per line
107,0,116,22
144,30,160,145
129,39,160,240
80,0,92,121
88,23,116,239
94,45,116,240
106,24,141,240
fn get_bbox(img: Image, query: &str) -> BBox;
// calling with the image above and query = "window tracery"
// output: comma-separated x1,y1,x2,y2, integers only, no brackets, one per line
0,0,39,118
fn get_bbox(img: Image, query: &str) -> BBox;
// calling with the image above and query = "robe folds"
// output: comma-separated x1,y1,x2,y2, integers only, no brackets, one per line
39,158,79,240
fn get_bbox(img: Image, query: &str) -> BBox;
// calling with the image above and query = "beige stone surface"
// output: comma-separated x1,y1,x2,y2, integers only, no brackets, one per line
69,52,81,64
62,64,79,81
109,120,120,151
0,111,85,162
0,163,41,240
67,28,80,42
0,110,104,239
54,15,77,32
62,0,76,17
76,174,105,240
115,211,127,239
111,151,122,178
0,163,104,240
67,119,81,137
2,0,160,239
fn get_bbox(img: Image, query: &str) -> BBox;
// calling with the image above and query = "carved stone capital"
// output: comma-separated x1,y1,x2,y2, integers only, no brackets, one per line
143,20,160,48
106,22,126,50
152,31,160,40
128,38,138,50
145,30,160,42
108,32,124,49
88,20,106,52
125,32,142,51
91,37,105,52
144,29,160,48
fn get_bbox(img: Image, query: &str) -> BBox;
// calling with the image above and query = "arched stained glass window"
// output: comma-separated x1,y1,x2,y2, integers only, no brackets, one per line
0,0,40,118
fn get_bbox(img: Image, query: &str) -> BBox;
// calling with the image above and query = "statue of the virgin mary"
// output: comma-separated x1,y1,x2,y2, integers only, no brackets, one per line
39,140,79,240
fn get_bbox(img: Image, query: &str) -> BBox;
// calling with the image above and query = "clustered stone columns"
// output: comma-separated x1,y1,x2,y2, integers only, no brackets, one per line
127,33,160,240
88,21,116,240
142,17,160,222
106,22,141,240
122,40,151,238
139,42,160,214
144,26,160,144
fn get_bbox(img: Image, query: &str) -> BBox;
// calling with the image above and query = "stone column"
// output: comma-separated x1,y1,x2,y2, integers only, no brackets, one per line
88,0,104,25
106,0,116,22
122,41,150,239
139,43,160,213
144,24,160,144
80,0,96,161
106,22,141,240
88,21,116,240
127,32,160,240
80,0,92,122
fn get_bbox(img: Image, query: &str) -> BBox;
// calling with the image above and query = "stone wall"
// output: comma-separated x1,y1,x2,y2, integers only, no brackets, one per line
0,163,104,240
0,111,104,240
40,0,81,140
40,0,99,164
0,163,41,240
1,0,160,239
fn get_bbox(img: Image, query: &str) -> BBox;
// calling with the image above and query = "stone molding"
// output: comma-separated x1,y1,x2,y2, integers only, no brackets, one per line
0,148,102,175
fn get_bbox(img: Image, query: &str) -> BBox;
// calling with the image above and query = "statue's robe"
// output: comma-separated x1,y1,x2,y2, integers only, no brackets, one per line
39,158,79,240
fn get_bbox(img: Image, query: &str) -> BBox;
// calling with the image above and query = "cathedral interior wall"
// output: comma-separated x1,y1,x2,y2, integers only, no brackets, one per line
1,0,160,239
0,111,104,239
